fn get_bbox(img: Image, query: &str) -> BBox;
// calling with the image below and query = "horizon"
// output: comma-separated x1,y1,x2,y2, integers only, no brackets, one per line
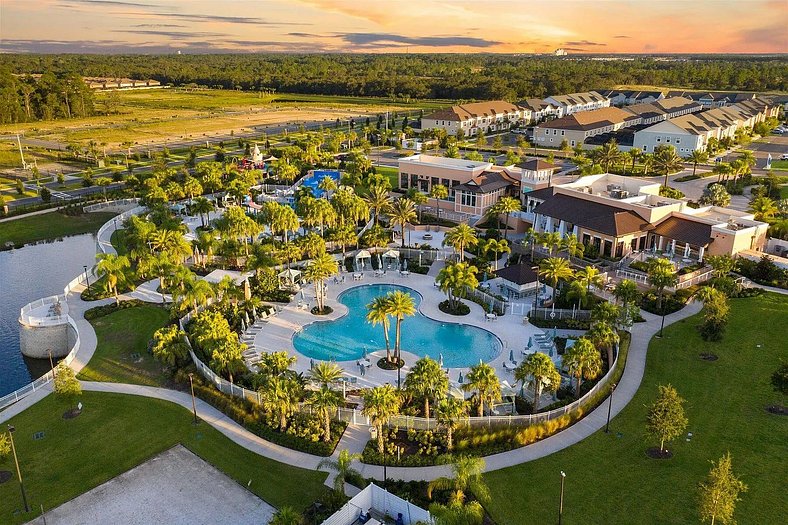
1,0,786,55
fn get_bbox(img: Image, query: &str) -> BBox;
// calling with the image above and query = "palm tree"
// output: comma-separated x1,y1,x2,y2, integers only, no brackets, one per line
540,231,562,256
436,262,479,311
443,224,478,262
646,257,677,312
482,239,510,270
563,337,603,398
389,197,418,248
192,231,217,268
209,340,246,385
654,146,684,189
407,188,428,222
178,276,214,313
430,184,449,219
538,257,574,301
627,147,642,175
576,265,603,293
364,184,392,225
738,149,756,173
588,321,620,369
362,385,401,454
303,253,338,313
366,296,393,362
488,196,521,240
712,162,732,184
307,385,342,442
613,279,640,305
462,363,501,417
191,196,215,228
317,449,362,493
385,290,417,369
641,153,654,176
427,455,490,507
96,253,130,304
514,352,561,413
749,196,778,221
151,325,189,367
566,280,589,310
593,140,622,172
309,361,343,388
689,149,709,177
435,397,468,451
270,507,302,525
404,356,449,419
524,227,539,261
318,175,337,199
260,375,303,431
560,234,584,262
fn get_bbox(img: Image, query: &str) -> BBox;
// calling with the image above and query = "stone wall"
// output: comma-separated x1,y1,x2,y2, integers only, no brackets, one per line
18,320,73,359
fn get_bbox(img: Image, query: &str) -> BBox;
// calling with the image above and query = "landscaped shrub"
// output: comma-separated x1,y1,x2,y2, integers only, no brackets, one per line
640,290,689,315
529,317,590,330
84,299,148,320
438,299,470,316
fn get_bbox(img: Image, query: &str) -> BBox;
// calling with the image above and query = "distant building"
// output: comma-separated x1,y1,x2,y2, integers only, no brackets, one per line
421,101,530,136
543,91,610,117
84,77,162,90
600,89,665,106
533,106,640,148
516,98,561,123
665,91,757,108
554,48,568,56
623,97,703,125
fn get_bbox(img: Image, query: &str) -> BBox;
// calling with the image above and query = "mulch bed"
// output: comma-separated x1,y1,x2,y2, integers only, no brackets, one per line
766,404,787,416
377,357,405,370
0,471,12,484
645,447,674,459
62,408,82,420
699,353,719,361
311,306,333,315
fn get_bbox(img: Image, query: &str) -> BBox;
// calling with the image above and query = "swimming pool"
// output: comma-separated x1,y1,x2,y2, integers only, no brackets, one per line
292,284,502,368
301,170,341,198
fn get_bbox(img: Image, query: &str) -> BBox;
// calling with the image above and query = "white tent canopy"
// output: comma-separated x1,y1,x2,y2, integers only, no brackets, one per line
355,250,371,260
382,249,400,259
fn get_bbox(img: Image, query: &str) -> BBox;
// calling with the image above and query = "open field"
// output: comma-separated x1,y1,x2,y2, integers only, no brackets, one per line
484,293,788,525
0,392,328,524
0,89,446,150
0,211,116,247
77,304,171,387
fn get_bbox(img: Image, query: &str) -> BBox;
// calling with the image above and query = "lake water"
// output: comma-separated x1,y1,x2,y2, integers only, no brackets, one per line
0,234,98,397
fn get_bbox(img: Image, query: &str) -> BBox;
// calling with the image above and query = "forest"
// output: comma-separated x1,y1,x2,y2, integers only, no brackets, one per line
0,54,785,125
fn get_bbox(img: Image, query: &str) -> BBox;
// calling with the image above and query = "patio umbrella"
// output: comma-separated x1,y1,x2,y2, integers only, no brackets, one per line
240,319,246,332
509,348,515,362
439,353,444,368
458,372,464,384
403,258,408,271
377,253,383,271
251,305,257,319
300,289,305,300
244,311,250,326
362,348,368,359
527,337,532,350
310,358,314,369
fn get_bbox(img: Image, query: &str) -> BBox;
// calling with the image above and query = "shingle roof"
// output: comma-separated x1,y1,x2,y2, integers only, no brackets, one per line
494,263,539,285
547,91,609,107
425,101,523,122
533,194,651,237
454,170,518,194
652,216,713,247
523,186,558,201
537,107,639,131
521,159,560,171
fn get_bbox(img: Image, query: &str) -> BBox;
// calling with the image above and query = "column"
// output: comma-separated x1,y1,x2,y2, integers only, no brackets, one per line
671,239,677,255
657,236,664,251
684,243,691,258
545,216,554,233
558,220,567,237
698,246,705,262
572,225,579,238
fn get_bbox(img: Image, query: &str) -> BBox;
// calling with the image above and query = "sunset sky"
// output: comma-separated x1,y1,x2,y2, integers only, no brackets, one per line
1,0,786,54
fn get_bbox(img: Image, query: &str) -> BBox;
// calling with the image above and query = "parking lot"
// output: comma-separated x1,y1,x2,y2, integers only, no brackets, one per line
743,134,788,168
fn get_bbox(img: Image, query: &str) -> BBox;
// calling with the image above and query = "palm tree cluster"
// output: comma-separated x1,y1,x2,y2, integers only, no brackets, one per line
365,290,417,365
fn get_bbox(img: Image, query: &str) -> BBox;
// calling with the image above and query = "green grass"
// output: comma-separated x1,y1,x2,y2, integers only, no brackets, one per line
0,211,116,247
484,293,788,525
374,165,399,188
0,392,328,523
110,227,129,255
77,304,171,386
770,160,788,171
780,185,788,199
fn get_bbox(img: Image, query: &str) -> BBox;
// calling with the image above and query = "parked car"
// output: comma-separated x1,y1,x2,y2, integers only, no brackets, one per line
780,153,788,160
772,128,784,134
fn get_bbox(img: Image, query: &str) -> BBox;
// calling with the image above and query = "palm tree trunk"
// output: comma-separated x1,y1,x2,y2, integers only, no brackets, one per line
663,171,669,188
377,425,384,454
607,346,614,369
477,397,484,417
280,411,287,431
575,376,582,399
533,384,541,413
324,410,331,442
383,323,391,362
424,398,430,420
503,212,510,240
447,427,453,451
395,318,403,364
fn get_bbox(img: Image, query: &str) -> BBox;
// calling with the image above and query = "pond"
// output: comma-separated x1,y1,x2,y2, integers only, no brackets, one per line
0,234,97,397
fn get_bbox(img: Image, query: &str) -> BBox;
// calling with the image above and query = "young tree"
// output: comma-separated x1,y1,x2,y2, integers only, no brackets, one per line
698,452,747,525
462,362,501,416
317,449,363,494
443,224,478,262
362,385,401,454
646,384,688,454
366,296,393,362
436,262,479,311
515,352,561,413
646,258,677,313
435,397,468,451
53,362,82,412
307,385,342,442
404,356,448,419
699,184,731,207
696,287,730,342
689,149,709,177
151,325,189,367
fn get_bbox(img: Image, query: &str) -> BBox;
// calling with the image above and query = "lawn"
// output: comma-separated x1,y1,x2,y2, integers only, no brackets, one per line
0,211,116,247
0,392,328,523
374,165,399,188
77,304,171,387
484,293,788,525
770,159,788,171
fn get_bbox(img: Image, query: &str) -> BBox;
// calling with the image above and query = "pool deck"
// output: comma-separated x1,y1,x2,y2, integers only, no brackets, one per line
251,265,562,401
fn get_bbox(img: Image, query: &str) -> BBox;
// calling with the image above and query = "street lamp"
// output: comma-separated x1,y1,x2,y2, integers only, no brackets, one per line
7,425,30,513
83,265,91,292
605,382,618,433
188,373,198,424
558,470,566,525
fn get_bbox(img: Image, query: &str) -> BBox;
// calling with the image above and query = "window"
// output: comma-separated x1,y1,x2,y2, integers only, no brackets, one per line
571,140,576,146
561,130,565,136
550,138,554,143
656,137,661,142
666,138,671,143
676,138,681,144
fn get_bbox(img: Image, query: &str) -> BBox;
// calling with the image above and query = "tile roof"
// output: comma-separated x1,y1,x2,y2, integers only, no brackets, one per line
453,170,518,194
521,158,560,171
652,216,713,247
533,194,651,237
425,101,523,122
494,263,539,285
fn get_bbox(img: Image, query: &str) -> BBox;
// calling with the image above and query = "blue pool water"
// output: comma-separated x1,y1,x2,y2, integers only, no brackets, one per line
301,169,341,198
292,284,502,368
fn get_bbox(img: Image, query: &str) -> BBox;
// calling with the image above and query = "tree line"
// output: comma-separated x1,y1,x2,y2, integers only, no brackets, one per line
0,69,95,124
0,53,785,106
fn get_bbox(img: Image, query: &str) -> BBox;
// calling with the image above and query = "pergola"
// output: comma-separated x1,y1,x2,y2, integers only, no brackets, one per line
381,249,400,269
278,268,302,290
355,250,372,271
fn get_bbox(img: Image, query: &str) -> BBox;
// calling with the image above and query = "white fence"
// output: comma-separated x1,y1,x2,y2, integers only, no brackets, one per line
0,316,80,412
95,205,146,255
528,307,592,321
19,295,69,326
321,484,434,525
83,198,139,213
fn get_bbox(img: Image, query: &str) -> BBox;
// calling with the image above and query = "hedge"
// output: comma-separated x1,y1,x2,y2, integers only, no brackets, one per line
84,299,148,320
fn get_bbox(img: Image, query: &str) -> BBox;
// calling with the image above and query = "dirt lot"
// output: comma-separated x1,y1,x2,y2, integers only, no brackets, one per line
27,445,276,525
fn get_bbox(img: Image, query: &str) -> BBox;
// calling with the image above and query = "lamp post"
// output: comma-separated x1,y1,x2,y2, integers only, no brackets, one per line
558,470,566,525
188,373,198,424
7,425,30,513
605,382,617,433
83,265,90,292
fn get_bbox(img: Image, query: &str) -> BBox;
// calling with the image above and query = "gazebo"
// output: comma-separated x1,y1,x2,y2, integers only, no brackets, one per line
278,268,302,290
355,250,372,271
381,249,400,270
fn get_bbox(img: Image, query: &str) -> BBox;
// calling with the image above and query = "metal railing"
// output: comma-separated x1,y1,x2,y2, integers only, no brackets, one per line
674,269,714,290
529,307,592,321
19,295,69,326
83,198,139,213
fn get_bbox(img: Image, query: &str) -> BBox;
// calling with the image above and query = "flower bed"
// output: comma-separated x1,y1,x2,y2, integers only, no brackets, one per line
438,299,470,316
